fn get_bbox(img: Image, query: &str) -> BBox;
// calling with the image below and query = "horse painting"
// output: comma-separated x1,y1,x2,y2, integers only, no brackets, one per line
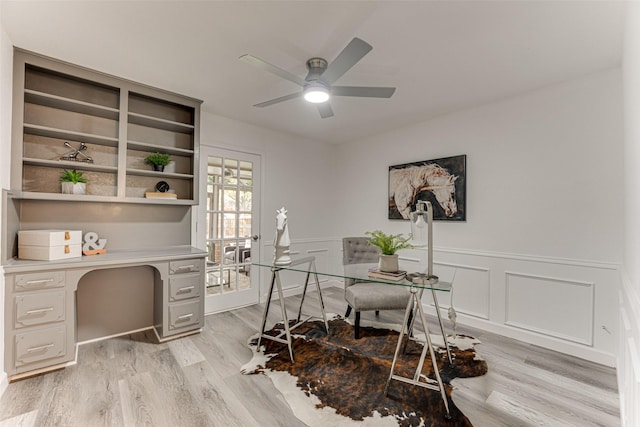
388,155,466,221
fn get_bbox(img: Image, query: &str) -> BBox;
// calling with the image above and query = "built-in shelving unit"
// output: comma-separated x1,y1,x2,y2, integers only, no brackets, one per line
11,50,201,205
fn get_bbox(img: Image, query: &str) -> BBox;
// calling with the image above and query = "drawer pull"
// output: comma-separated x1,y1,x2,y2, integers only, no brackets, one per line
178,286,195,292
177,313,193,320
27,343,55,353
26,307,55,315
175,265,195,271
25,278,55,285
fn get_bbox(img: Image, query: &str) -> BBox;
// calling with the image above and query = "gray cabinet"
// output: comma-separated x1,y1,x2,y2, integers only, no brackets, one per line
12,49,201,205
4,247,206,380
4,270,75,376
156,258,205,338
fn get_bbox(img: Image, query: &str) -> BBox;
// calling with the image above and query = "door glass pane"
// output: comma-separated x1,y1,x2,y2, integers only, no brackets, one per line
239,160,253,186
239,213,251,238
224,159,238,185
239,189,252,211
206,154,254,298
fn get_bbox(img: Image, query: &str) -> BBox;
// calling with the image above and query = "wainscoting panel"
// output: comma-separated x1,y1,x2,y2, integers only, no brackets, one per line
505,272,594,345
432,262,490,320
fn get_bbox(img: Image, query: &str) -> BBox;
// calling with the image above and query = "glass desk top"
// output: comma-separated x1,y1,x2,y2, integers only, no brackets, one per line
253,256,452,292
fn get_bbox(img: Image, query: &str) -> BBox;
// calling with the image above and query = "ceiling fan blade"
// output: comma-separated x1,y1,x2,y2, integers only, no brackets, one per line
332,86,396,98
239,54,306,87
321,38,373,84
317,102,334,119
254,92,301,107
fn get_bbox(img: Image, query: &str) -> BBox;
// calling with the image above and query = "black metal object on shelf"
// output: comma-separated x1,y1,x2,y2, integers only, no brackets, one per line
60,141,94,163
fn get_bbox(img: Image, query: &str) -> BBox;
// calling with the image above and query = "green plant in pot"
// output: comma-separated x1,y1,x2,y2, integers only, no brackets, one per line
365,230,415,272
144,152,170,172
60,169,88,195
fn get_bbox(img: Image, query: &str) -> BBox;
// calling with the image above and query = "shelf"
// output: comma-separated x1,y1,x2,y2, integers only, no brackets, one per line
126,168,193,180
23,158,118,173
24,89,119,120
128,112,195,134
24,123,119,147
127,140,194,156
9,191,195,206
14,52,200,207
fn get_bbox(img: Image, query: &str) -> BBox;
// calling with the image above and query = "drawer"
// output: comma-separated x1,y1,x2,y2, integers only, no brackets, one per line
15,291,65,328
169,258,203,275
14,271,65,292
168,299,202,331
19,243,82,261
169,273,202,302
15,325,67,368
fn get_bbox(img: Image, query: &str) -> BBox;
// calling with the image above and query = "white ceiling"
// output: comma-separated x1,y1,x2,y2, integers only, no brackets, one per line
1,1,625,144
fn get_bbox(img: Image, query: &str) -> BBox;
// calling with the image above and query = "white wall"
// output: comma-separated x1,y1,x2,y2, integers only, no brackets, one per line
0,6,12,395
336,69,624,365
620,2,640,426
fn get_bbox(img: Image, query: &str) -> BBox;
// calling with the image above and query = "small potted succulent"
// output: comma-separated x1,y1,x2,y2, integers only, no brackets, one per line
365,230,415,272
60,169,88,195
144,152,171,172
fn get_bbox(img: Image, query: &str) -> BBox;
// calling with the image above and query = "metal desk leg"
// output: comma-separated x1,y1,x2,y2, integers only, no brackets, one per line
256,257,328,363
274,272,294,362
384,287,451,419
257,270,294,363
257,272,277,350
431,289,453,366
295,259,329,333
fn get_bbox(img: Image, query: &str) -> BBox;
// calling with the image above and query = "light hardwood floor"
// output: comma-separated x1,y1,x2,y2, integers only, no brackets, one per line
0,286,620,426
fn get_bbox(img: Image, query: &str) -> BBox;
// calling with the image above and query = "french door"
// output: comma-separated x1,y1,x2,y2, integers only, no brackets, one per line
199,146,261,314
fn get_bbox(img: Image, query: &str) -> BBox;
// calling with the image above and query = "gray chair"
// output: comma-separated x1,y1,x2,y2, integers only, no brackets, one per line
343,237,413,339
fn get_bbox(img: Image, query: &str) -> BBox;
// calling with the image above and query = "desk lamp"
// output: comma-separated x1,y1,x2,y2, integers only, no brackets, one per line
410,200,458,338
410,200,434,280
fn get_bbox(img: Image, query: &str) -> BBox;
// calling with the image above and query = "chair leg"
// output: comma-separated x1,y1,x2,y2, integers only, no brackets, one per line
345,305,352,318
355,311,361,339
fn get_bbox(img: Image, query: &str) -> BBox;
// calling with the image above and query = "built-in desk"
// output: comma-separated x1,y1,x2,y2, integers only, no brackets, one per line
3,245,207,380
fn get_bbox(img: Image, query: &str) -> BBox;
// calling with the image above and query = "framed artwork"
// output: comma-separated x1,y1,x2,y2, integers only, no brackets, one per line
388,154,466,221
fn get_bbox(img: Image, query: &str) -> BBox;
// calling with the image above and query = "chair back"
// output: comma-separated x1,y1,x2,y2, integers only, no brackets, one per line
342,237,380,288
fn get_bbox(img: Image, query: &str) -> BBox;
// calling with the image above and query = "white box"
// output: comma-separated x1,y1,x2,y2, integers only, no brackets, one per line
18,229,83,261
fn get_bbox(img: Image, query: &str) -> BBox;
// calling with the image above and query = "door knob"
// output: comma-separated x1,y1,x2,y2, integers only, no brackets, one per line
252,234,259,241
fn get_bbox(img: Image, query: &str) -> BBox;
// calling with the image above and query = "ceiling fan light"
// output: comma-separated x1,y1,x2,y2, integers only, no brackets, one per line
303,83,330,103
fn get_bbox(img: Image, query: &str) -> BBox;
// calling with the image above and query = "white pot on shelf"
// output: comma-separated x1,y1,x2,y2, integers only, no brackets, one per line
164,161,175,174
61,182,86,195
378,254,399,272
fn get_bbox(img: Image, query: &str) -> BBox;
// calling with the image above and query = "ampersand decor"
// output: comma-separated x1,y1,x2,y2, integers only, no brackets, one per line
82,231,107,256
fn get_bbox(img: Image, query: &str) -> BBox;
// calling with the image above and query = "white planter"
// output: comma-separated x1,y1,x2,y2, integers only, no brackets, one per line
378,254,399,272
61,182,86,195
164,161,175,174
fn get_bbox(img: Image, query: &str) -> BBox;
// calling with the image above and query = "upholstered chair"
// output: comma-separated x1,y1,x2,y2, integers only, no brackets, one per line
342,237,413,338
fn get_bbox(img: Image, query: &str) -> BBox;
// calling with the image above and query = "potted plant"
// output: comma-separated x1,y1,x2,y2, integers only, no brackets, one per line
60,169,88,195
365,230,415,272
144,152,171,172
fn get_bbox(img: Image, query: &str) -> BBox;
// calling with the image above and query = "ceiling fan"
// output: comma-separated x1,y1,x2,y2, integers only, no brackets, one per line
239,37,396,119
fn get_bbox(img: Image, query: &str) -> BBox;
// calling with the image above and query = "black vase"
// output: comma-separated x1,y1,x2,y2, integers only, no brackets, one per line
152,164,165,172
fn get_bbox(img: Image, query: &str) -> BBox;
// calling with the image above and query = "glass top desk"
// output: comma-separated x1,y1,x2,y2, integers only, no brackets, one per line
253,255,455,418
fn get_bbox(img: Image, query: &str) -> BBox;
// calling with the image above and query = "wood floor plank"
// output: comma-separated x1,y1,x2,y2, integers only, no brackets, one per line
182,360,261,427
0,285,620,426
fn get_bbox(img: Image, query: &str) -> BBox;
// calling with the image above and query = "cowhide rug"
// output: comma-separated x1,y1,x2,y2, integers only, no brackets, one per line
241,316,487,426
